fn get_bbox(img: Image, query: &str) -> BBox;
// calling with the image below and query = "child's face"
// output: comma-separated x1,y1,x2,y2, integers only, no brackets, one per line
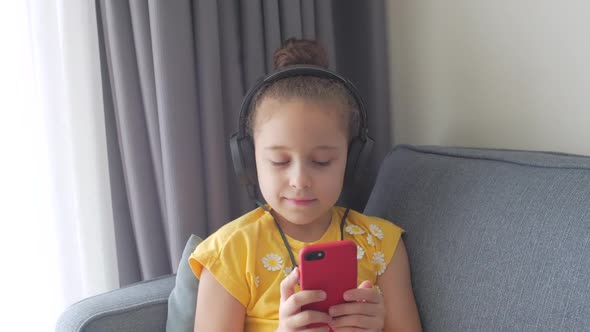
253,97,348,227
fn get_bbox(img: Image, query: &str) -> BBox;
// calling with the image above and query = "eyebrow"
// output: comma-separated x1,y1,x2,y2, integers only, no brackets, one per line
264,145,339,151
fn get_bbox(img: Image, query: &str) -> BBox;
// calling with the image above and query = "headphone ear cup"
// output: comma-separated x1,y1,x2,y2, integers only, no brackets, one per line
344,136,374,192
230,133,258,186
241,137,258,185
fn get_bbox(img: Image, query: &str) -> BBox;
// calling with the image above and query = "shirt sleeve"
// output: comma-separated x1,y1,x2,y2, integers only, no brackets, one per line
373,218,405,269
189,230,251,307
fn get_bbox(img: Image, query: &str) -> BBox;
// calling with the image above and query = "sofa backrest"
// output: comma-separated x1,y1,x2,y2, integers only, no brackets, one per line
364,145,590,331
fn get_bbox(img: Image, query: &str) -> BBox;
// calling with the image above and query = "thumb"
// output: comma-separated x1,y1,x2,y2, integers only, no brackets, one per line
358,280,373,289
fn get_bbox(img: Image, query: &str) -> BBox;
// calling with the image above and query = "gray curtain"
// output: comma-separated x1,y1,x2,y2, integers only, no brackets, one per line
97,0,392,286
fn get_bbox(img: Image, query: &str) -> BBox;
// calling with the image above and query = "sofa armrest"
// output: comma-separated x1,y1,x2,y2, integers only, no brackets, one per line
56,274,176,332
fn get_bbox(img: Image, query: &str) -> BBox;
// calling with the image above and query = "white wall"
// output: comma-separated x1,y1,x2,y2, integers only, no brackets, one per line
386,0,590,155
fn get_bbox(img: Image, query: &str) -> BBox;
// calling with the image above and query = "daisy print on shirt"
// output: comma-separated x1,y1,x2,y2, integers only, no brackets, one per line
262,253,284,272
372,251,386,276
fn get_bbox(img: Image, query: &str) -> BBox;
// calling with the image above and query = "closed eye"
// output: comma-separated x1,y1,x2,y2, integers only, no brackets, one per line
313,160,331,166
270,160,289,166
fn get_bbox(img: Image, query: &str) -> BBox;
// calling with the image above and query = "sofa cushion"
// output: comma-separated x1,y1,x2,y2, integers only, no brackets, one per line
364,145,590,331
166,234,203,332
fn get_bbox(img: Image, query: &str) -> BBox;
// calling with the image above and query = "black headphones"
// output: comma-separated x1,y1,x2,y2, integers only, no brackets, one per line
229,65,374,205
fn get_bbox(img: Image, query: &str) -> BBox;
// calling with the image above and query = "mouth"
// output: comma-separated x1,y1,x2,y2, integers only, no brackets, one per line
284,197,317,206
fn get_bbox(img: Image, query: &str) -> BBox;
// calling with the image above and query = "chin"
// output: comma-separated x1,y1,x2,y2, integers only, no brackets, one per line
274,204,328,224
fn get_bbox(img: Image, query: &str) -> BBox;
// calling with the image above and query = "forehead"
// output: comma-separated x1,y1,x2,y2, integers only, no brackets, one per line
253,98,348,147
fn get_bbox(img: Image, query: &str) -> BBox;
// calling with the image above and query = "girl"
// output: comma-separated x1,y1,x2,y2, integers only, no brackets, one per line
190,39,421,332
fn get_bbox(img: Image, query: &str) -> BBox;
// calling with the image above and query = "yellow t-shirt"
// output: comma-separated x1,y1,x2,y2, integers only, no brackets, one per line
189,206,404,332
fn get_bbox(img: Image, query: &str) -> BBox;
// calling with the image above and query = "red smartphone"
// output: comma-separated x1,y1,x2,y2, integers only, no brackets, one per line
299,240,357,316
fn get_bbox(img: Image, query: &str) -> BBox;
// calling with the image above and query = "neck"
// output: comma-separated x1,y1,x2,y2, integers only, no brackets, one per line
273,210,333,243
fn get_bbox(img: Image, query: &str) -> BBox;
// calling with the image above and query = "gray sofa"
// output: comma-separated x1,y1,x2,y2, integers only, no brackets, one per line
57,145,590,331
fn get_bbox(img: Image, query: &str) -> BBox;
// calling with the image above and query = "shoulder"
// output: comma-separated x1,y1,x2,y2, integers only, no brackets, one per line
337,207,404,275
189,208,265,277
190,207,269,267
339,207,404,238
203,207,268,246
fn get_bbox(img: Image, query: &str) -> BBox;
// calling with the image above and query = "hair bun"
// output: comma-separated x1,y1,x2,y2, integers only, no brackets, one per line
273,38,329,70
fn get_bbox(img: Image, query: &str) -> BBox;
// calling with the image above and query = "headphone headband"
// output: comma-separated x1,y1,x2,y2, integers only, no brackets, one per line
236,65,369,140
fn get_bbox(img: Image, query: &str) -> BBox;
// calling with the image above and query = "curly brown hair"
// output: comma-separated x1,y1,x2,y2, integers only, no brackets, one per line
247,38,361,141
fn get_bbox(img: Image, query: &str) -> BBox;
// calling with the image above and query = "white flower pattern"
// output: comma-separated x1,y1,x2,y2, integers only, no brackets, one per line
372,251,385,264
255,275,260,288
370,224,384,240
372,251,386,276
345,224,365,235
283,266,293,277
367,234,375,246
374,285,382,294
374,261,386,276
262,253,284,271
356,245,365,260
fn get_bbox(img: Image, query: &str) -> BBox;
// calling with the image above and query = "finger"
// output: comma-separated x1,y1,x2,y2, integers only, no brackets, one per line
280,267,299,302
329,301,381,317
302,326,330,332
282,290,327,316
285,310,332,329
357,279,373,289
329,326,372,332
343,287,382,303
330,313,382,330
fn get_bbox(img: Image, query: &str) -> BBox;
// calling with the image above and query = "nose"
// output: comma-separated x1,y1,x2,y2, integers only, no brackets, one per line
289,163,311,189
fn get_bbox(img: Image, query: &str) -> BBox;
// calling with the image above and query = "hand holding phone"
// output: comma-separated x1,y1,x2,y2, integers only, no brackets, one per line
277,266,333,331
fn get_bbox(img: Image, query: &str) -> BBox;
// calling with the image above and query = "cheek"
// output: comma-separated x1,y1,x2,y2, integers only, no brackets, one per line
319,160,347,189
335,159,348,188
335,157,348,177
254,156,279,190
